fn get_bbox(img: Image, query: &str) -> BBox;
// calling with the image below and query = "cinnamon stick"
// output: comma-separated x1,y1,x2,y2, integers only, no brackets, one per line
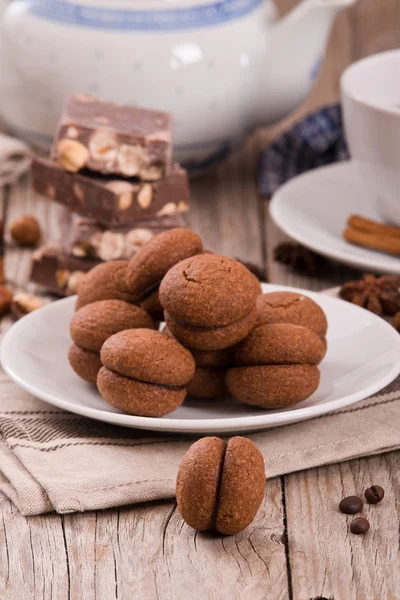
344,227,400,255
347,214,400,239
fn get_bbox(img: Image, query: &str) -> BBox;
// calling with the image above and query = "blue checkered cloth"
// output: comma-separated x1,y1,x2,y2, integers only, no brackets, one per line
259,104,349,198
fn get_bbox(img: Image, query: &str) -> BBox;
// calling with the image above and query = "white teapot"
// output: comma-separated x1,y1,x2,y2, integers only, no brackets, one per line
0,0,355,169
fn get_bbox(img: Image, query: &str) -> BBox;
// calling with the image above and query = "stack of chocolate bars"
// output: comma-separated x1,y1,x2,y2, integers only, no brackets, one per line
30,94,190,296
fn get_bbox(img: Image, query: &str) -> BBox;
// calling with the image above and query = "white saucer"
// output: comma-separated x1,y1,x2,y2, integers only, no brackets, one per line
2,283,400,434
270,161,400,274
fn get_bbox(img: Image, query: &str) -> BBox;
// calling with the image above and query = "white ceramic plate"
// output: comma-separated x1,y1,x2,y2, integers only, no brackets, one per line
270,161,400,274
1,283,400,434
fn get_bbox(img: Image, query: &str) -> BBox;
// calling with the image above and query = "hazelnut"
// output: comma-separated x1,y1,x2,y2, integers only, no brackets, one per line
141,165,163,181
125,228,153,252
156,203,177,217
10,215,41,247
0,285,13,317
137,184,153,209
71,243,88,258
56,269,70,289
89,131,118,162
106,180,133,194
176,437,265,534
105,181,133,211
89,231,102,251
117,144,147,177
67,271,87,295
11,293,44,320
66,126,79,139
57,139,90,172
98,232,125,261
177,201,189,212
118,192,133,211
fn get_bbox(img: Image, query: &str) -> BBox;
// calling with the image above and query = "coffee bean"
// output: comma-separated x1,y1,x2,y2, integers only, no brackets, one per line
364,485,385,504
350,517,370,535
339,495,363,514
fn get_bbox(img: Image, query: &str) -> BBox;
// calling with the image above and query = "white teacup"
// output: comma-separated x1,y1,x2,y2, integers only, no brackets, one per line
341,50,400,226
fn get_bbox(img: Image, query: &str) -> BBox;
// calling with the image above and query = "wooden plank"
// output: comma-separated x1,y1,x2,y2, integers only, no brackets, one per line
284,453,400,600
5,477,287,600
0,495,69,600
156,478,288,600
188,134,264,267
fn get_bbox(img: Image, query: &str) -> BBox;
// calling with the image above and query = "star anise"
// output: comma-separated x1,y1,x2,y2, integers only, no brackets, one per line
339,274,400,316
274,243,327,276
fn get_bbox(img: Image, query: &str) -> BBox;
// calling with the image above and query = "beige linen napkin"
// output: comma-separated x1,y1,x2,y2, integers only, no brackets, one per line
1,362,400,516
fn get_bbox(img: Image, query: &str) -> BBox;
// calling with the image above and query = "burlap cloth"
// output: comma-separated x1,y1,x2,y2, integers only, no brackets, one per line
1,361,400,515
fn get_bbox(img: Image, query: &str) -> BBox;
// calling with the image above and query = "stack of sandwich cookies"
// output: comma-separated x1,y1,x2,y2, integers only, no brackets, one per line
30,94,190,296
226,323,324,408
66,226,328,415
69,299,156,383
159,254,261,351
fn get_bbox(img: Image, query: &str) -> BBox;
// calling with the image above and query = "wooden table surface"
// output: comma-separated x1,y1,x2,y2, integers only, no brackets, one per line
2,1,400,598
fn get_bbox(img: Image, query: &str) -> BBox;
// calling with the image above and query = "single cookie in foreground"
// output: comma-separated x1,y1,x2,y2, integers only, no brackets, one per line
160,254,261,350
226,324,322,408
98,329,195,417
176,436,265,535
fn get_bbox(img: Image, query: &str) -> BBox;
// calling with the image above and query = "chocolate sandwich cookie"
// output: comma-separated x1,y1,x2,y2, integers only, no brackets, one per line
97,329,196,417
189,347,236,368
226,323,322,408
68,344,102,384
256,291,328,337
76,260,136,310
69,299,156,383
139,289,164,322
176,436,265,534
70,299,156,352
165,328,234,398
126,227,202,302
186,368,229,399
160,254,261,350
187,346,235,398
164,308,257,351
